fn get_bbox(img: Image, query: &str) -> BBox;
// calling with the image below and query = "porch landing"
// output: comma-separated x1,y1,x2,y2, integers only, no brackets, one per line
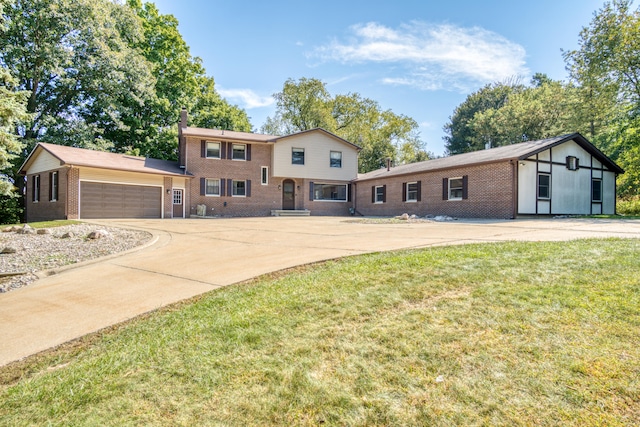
271,209,310,217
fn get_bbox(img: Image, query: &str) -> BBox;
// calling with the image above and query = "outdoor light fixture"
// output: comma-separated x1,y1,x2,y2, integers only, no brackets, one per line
278,184,282,190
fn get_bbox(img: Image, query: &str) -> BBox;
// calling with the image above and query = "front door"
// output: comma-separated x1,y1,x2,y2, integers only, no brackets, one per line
282,180,295,210
172,189,184,218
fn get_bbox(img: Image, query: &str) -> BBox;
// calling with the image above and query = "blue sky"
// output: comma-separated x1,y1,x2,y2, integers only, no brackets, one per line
153,0,606,156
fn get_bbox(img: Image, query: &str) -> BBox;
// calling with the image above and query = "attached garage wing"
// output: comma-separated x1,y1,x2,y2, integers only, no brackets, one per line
80,182,161,219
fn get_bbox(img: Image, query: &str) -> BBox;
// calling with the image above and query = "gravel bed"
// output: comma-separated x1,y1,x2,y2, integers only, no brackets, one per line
0,224,152,293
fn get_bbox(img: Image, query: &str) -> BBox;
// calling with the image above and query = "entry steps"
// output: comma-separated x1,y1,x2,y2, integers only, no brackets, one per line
270,209,310,217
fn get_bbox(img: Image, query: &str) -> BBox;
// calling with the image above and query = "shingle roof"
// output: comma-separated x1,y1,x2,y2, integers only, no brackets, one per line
20,143,189,177
356,133,623,181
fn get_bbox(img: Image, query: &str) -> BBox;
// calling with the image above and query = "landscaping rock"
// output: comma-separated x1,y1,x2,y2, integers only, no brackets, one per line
17,225,35,235
87,229,110,240
397,213,410,220
434,215,456,222
37,228,51,235
60,232,74,239
1,246,17,254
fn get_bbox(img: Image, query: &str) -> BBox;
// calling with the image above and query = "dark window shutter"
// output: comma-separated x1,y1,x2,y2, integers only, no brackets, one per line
416,181,422,202
576,158,580,169
227,179,232,196
402,182,407,202
566,156,571,169
49,172,53,201
371,186,375,203
442,178,448,200
200,177,205,195
227,143,232,160
221,142,227,159
309,182,314,201
462,175,468,199
246,144,251,161
201,140,206,157
347,184,352,202
246,180,251,197
220,178,226,196
382,185,387,203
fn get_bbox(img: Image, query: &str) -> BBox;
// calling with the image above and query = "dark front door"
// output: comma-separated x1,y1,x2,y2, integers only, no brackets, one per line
172,189,184,218
282,180,295,210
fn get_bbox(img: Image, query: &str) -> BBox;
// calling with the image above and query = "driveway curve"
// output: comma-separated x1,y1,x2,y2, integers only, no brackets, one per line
2,216,640,366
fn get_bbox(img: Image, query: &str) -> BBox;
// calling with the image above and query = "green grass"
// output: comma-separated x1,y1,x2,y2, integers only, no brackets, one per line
5,220,83,229
1,239,639,426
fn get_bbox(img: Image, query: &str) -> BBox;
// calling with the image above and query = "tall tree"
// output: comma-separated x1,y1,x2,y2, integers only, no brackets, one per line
443,80,523,155
262,78,426,172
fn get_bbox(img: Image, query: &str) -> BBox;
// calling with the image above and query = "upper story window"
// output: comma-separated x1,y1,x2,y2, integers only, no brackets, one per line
261,167,268,185
292,148,305,165
232,144,247,160
32,175,40,202
566,156,579,171
448,177,463,200
206,141,220,158
330,151,342,168
538,173,551,199
49,171,59,201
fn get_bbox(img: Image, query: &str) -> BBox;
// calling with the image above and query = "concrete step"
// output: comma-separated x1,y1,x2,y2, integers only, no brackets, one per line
271,209,311,217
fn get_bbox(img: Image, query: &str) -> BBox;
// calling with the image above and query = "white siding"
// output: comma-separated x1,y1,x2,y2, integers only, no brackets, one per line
271,132,358,180
602,171,617,214
28,150,62,173
80,167,165,186
517,160,537,214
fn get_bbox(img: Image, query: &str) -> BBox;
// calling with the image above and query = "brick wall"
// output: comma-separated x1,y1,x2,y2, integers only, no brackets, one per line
185,138,282,217
67,167,79,219
355,161,515,219
163,176,173,218
25,167,69,222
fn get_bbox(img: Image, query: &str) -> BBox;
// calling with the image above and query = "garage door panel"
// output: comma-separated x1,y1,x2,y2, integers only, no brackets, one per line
80,182,161,219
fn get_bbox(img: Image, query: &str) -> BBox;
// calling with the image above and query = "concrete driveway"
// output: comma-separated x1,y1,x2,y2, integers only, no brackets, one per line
2,216,640,366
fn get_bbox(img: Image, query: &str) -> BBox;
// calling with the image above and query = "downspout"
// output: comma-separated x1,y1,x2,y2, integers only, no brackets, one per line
511,160,517,219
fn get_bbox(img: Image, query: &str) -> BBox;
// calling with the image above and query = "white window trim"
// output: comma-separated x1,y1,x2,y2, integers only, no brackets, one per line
375,185,384,204
313,183,348,202
232,179,247,197
330,150,342,168
261,166,269,185
538,173,551,200
50,171,59,202
448,177,463,201
292,147,305,165
406,181,418,202
206,141,221,159
205,178,221,197
33,175,40,203
232,143,247,161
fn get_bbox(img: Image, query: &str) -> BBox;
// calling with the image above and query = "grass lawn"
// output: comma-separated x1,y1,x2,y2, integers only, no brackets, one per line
1,239,639,426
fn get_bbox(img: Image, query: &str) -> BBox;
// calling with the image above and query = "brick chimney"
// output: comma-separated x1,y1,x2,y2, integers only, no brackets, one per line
178,108,187,168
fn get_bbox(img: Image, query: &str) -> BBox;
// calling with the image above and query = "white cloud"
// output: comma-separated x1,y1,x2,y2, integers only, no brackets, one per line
312,21,529,91
218,88,274,109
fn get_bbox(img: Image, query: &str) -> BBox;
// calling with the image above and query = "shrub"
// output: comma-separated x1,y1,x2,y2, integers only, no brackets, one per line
0,194,23,225
617,195,640,216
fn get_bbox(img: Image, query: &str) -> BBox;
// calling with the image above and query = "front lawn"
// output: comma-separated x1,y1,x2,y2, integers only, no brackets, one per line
1,239,639,426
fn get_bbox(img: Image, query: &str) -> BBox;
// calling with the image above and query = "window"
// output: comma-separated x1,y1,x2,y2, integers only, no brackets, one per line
232,180,246,197
566,156,579,171
50,171,58,201
32,175,40,202
205,178,220,196
292,148,305,165
538,173,550,199
330,151,342,168
449,177,463,200
206,141,220,158
313,183,347,201
173,189,182,205
232,144,246,160
406,182,418,202
374,185,385,203
261,166,268,185
592,178,602,202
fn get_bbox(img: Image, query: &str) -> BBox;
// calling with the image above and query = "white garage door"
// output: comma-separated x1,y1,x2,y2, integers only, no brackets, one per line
80,182,161,219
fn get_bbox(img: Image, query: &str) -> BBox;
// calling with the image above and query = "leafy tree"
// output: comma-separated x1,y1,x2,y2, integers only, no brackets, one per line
443,80,523,154
262,78,427,172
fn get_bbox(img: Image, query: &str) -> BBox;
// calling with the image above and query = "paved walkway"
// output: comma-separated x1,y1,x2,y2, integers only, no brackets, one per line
2,216,640,366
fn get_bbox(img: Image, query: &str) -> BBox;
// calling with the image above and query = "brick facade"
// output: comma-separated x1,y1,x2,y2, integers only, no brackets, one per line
354,161,516,219
25,167,69,222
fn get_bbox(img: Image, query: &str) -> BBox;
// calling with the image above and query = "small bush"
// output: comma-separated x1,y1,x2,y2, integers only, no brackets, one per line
0,194,23,225
617,195,640,215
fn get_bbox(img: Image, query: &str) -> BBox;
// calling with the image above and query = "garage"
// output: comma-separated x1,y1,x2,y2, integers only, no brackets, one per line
80,182,162,219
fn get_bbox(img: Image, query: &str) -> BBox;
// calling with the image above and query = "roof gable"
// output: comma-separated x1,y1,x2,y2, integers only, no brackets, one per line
356,133,623,181
19,143,188,177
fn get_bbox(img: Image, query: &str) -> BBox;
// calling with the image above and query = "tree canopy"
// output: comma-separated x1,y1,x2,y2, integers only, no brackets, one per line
262,78,428,173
